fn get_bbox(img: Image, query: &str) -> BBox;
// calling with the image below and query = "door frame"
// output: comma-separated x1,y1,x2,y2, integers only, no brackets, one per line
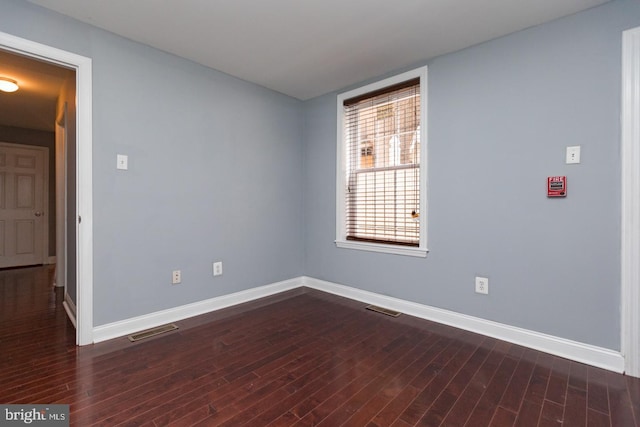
0,31,94,346
0,142,49,267
55,107,67,293
621,26,640,378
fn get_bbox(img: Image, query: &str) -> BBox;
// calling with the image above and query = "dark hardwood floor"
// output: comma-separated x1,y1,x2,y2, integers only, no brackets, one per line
0,266,638,426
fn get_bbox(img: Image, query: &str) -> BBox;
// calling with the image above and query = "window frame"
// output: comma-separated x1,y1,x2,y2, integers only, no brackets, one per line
335,66,428,257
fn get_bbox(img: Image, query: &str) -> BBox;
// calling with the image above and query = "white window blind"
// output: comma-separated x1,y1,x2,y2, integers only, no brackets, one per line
343,78,421,247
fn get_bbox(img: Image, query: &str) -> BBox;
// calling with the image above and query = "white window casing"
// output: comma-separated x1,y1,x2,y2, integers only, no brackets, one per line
336,66,428,257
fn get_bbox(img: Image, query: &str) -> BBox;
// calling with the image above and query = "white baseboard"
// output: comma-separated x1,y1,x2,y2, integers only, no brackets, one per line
301,276,624,373
47,256,56,265
63,293,77,328
90,275,624,373
92,277,301,343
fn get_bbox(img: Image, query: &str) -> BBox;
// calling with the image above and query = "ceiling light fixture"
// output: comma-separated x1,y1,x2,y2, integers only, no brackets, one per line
0,77,19,93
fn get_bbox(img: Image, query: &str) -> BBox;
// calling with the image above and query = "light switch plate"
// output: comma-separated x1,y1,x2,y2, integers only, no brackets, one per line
117,154,128,170
566,146,580,164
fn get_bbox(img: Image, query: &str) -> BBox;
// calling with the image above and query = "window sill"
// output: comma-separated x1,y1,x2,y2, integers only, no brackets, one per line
335,240,428,258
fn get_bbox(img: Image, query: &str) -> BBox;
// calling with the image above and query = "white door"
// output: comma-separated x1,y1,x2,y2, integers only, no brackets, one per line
0,143,47,268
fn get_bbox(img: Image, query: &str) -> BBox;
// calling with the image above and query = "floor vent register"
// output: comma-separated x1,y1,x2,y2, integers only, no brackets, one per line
128,323,179,342
365,305,402,317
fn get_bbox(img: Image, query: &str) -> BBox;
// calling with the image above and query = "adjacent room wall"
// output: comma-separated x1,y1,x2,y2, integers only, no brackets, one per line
303,0,640,351
0,0,304,326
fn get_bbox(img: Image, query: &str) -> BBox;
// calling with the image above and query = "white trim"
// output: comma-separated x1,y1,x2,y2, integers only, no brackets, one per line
42,146,49,268
0,31,94,346
621,26,640,378
55,107,68,293
336,66,429,256
302,276,625,373
336,240,427,257
90,274,624,373
63,292,77,328
92,277,301,343
75,52,93,346
48,256,57,265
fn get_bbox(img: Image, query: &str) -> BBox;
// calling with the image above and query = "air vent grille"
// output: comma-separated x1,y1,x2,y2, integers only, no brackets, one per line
365,305,401,317
128,324,178,342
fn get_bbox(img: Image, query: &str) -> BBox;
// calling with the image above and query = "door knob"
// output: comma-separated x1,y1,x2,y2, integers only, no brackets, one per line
34,211,43,217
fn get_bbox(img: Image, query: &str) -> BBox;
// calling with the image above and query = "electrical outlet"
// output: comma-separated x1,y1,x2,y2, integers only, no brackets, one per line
213,261,223,277
172,270,181,285
475,276,489,295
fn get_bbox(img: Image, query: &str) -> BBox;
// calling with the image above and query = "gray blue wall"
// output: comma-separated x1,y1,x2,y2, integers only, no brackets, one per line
0,0,304,326
2,0,639,351
303,0,640,350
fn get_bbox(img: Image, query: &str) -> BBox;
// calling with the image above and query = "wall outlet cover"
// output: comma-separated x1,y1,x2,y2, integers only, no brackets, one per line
213,261,223,277
172,270,181,284
475,276,489,295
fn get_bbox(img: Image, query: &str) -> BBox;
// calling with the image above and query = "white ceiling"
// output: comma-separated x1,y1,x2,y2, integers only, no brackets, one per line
27,0,611,100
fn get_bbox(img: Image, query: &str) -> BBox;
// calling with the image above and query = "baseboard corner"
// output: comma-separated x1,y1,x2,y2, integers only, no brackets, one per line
302,276,624,373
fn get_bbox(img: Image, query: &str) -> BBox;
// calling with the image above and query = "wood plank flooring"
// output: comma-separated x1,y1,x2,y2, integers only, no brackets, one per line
0,265,639,426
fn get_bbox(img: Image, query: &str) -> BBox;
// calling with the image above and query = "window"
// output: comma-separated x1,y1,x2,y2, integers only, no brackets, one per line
336,67,427,257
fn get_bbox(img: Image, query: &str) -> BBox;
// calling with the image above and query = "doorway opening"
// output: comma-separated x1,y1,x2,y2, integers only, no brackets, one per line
0,31,93,345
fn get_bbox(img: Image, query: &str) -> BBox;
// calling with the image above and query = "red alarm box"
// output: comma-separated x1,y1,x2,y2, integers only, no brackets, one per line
547,176,567,197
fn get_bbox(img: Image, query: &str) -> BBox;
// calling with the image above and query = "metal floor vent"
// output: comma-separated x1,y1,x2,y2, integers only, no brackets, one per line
365,305,401,317
128,323,178,342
